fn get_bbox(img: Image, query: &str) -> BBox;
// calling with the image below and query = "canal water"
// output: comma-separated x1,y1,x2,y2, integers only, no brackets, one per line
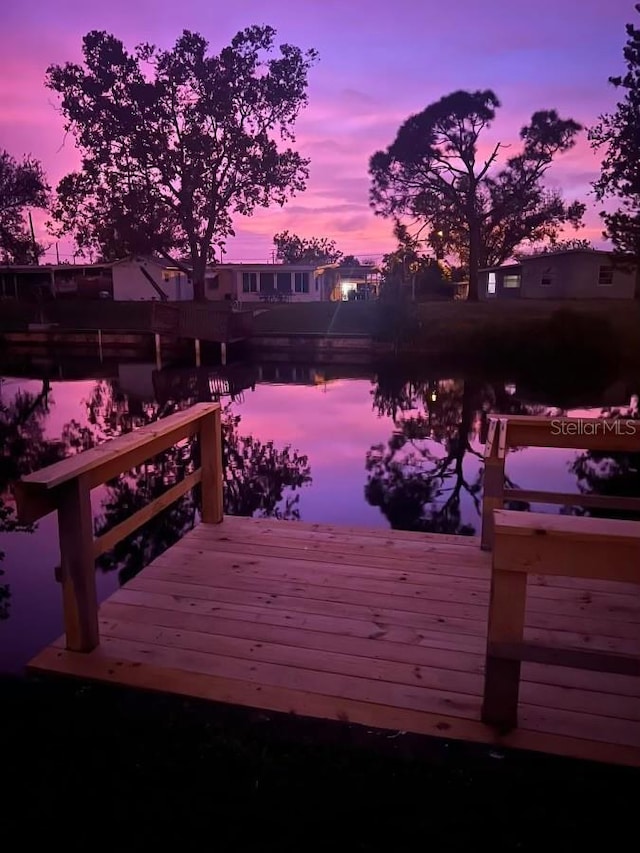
1,357,638,672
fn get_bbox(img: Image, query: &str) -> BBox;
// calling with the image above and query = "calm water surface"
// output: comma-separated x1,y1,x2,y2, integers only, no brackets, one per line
1,358,638,672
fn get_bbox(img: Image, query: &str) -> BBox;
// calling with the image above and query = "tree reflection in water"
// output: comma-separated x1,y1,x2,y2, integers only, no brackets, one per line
0,378,67,619
568,399,640,520
366,373,545,535
63,382,311,585
1,369,636,617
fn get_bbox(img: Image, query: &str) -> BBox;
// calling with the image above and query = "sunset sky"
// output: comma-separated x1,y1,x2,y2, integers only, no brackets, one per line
0,0,633,264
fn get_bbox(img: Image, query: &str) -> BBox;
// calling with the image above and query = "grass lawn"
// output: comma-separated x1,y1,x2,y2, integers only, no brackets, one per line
249,299,640,379
251,298,639,342
4,674,638,851
251,300,380,336
415,298,640,338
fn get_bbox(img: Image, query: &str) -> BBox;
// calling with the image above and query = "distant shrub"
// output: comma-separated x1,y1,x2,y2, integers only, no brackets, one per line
374,291,421,344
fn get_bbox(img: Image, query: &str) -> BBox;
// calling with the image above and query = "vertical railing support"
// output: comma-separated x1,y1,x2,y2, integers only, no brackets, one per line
481,563,527,731
17,403,224,654
481,418,507,551
200,407,224,523
57,474,99,651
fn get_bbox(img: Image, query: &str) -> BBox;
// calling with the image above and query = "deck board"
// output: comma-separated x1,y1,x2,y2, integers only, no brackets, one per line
29,516,640,767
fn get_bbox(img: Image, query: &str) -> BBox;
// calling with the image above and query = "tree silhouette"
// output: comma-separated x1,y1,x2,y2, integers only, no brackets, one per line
47,28,317,296
369,90,583,300
379,224,450,304
569,402,640,519
0,379,66,619
366,376,539,535
61,381,311,585
0,149,49,263
273,231,342,264
589,4,640,297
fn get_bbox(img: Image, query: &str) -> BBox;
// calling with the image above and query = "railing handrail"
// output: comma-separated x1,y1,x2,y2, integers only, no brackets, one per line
481,415,640,549
484,414,640,452
14,402,224,653
20,402,219,493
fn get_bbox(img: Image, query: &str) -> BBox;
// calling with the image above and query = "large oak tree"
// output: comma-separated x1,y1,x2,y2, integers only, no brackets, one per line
47,27,317,299
273,230,343,263
0,149,49,263
369,90,584,300
273,231,364,266
589,4,640,297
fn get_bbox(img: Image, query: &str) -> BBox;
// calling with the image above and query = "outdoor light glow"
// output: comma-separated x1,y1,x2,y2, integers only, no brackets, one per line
340,281,356,299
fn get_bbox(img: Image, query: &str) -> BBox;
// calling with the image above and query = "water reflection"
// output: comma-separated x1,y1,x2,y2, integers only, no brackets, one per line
366,377,544,535
0,377,68,620
58,381,312,586
367,372,639,534
569,398,639,520
0,357,638,670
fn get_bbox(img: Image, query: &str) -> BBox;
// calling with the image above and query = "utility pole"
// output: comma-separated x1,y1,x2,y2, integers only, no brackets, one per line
56,243,60,264
28,211,38,264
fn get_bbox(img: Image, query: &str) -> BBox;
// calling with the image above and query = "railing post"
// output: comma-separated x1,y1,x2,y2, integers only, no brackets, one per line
57,474,99,652
481,560,527,732
200,407,224,523
481,418,506,551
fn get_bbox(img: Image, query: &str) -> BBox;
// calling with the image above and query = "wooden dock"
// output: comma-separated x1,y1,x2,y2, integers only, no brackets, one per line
16,406,640,767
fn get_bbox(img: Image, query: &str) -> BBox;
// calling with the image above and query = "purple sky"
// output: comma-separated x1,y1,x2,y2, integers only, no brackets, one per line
0,0,633,263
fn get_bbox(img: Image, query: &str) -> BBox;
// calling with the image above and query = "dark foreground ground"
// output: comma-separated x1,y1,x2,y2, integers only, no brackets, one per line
3,675,638,852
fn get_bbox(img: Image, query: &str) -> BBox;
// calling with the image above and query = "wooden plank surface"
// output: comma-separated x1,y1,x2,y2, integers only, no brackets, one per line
218,515,481,547
29,645,640,767
129,565,640,647
29,515,640,767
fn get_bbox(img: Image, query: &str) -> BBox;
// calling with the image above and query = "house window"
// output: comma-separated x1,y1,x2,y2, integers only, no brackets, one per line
503,274,521,289
242,272,258,293
598,266,613,286
206,275,219,291
260,272,275,293
540,268,553,286
294,272,309,293
276,272,291,293
487,272,496,295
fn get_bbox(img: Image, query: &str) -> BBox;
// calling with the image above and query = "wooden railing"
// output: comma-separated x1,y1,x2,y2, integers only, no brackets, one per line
15,403,223,653
480,414,640,732
481,415,640,550
482,508,640,731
